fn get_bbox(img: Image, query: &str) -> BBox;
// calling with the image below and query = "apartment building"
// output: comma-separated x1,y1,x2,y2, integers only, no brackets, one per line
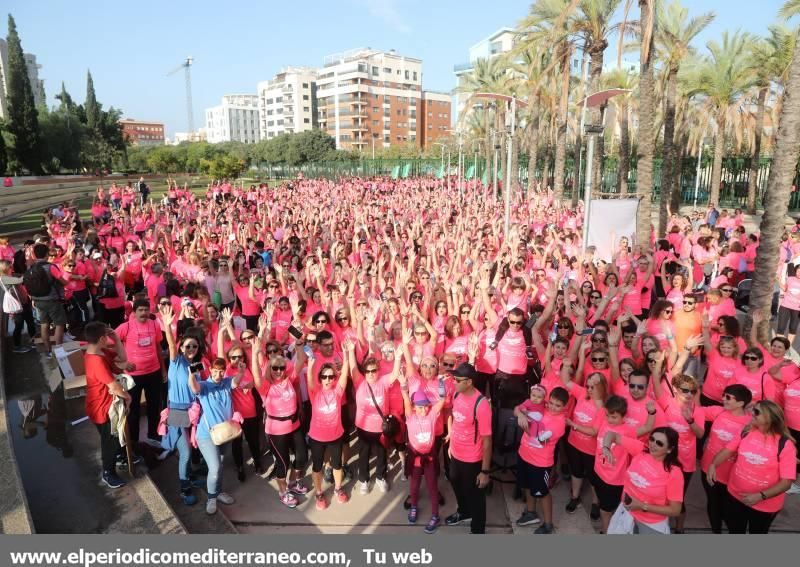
0,39,46,120
119,118,165,146
420,91,452,149
316,48,423,151
257,67,317,139
205,94,260,144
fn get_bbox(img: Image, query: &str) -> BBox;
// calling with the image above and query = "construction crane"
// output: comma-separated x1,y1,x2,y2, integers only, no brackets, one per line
167,56,195,133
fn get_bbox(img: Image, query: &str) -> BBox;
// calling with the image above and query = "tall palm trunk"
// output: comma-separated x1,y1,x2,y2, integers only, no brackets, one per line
588,46,606,202
483,108,492,178
636,0,656,245
527,102,541,194
618,98,630,194
553,44,571,200
593,104,607,192
659,67,679,235
709,113,726,205
749,44,800,342
747,86,768,213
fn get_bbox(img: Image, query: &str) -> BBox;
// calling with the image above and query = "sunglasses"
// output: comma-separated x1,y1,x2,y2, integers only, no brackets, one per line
320,342,334,348
314,319,328,325
183,344,199,350
364,368,378,374
743,355,761,361
722,393,738,402
591,357,607,363
460,310,470,315
679,387,697,395
590,294,601,299
414,331,427,336
421,363,438,368
509,320,524,326
268,284,279,289
271,365,286,372
591,336,606,342
683,300,696,305
336,316,350,321
721,288,733,293
663,309,673,314
159,301,170,306
649,436,666,448
628,383,646,391
453,377,471,383
442,361,456,368
229,354,244,361
320,374,335,380
266,348,280,354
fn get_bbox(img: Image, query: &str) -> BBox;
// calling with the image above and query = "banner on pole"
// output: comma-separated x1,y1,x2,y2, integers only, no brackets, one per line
391,165,400,180
586,198,639,262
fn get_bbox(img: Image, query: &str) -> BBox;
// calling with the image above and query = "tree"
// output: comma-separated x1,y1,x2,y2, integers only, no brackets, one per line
0,122,7,174
4,15,42,173
746,25,795,213
290,129,336,163
85,70,100,130
602,69,637,194
750,1,800,341
656,0,714,233
687,31,755,206
636,0,656,245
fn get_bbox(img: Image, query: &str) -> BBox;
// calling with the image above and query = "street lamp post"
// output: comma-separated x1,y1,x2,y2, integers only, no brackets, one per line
504,97,517,236
694,135,706,210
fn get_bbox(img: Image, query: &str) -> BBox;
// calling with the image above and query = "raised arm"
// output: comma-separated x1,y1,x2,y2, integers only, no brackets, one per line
159,305,178,361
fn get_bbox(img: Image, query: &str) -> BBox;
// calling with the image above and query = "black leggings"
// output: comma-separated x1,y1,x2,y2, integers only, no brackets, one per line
723,489,778,534
449,458,486,534
701,475,727,533
777,306,800,336
127,370,163,445
95,421,122,474
12,302,36,346
310,435,344,472
232,416,262,469
268,427,308,478
357,428,387,482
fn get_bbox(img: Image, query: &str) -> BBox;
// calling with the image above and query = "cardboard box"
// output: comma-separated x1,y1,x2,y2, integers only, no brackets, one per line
63,374,87,400
53,344,86,380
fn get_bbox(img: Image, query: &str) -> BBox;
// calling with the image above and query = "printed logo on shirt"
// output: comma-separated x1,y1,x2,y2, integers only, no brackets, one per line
714,429,735,442
369,394,384,407
574,410,592,424
281,389,293,401
785,387,800,398
453,410,466,424
740,451,769,466
668,420,689,434
318,401,337,415
527,411,543,422
628,471,651,489
415,431,432,445
624,417,640,427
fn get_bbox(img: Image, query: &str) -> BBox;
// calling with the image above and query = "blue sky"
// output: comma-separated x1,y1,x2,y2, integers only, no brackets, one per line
6,0,788,136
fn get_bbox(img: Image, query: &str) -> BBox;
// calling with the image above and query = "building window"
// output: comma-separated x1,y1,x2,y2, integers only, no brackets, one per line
277,120,284,125
405,70,409,79
428,124,432,129
268,121,275,126
428,112,433,117
303,94,309,100
413,71,417,81
267,110,273,115
372,66,379,76
397,109,401,116
383,67,391,73
276,97,282,102
304,118,310,123
384,95,391,102
384,135,390,143
303,107,309,112
302,82,309,88
372,107,379,113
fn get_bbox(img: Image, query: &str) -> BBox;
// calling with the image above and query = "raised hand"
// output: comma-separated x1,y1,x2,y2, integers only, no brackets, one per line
159,304,175,326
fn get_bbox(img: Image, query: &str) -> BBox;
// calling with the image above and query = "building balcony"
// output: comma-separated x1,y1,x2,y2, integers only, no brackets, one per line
453,62,474,73
352,125,368,132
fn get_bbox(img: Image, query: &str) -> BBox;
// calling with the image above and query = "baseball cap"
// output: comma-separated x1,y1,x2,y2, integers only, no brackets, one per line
449,362,479,381
411,391,431,406
91,251,103,259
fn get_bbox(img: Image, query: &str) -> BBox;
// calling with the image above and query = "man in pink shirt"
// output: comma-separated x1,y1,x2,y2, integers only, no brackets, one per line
445,361,492,534
115,299,165,453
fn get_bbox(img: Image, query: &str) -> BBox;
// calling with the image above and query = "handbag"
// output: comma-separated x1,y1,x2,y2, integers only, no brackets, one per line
607,502,635,535
366,380,399,438
0,280,23,314
167,408,191,428
204,414,242,446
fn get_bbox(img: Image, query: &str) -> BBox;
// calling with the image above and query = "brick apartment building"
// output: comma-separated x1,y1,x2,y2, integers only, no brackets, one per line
119,118,165,146
315,48,451,152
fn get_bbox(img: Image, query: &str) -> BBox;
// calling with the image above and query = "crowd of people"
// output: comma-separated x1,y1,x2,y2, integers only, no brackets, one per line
1,174,798,535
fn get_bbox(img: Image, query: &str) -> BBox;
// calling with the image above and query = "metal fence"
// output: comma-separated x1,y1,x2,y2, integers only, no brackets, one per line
255,155,800,210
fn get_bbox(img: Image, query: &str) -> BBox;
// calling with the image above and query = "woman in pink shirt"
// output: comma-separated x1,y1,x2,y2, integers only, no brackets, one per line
601,426,684,534
644,300,677,351
225,344,263,482
777,263,800,345
708,401,798,533
699,384,752,533
251,338,308,509
306,341,352,510
701,319,743,406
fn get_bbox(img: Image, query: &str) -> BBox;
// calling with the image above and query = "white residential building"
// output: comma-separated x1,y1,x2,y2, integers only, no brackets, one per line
169,128,207,145
0,39,46,120
205,94,261,144
257,67,318,139
316,48,423,150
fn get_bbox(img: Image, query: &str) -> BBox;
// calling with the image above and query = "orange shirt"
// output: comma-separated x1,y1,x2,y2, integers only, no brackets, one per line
672,309,702,352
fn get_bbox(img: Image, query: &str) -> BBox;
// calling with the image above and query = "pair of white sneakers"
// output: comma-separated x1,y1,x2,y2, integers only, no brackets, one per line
206,492,235,514
359,478,389,494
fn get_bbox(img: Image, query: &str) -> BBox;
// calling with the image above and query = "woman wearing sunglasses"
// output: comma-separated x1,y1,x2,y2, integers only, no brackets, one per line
699,385,752,533
306,340,353,510
700,314,741,407
602,427,684,534
644,300,678,352
159,304,206,506
651,356,705,533
734,346,777,404
708,401,797,533
751,310,794,404
225,344,263,482
250,335,308,508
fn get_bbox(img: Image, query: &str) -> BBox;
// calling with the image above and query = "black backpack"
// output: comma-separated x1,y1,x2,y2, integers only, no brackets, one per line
23,262,53,297
97,270,118,299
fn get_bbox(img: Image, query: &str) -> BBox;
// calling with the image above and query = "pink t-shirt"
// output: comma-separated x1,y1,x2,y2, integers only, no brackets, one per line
567,385,603,455
781,277,800,311
405,407,441,455
496,327,528,375
518,409,566,467
656,395,704,472
700,407,750,483
620,392,667,440
309,384,345,442
115,317,161,375
594,420,637,486
704,351,742,403
259,376,300,435
726,430,798,513
229,366,256,419
235,284,263,317
450,389,492,463
354,375,391,433
619,437,685,525
782,375,800,430
408,375,454,437
727,368,776,404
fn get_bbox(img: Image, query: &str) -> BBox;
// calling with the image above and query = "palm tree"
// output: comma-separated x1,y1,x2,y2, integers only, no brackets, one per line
602,69,637,193
750,1,800,341
745,25,795,213
687,31,755,206
636,0,656,245
655,0,714,234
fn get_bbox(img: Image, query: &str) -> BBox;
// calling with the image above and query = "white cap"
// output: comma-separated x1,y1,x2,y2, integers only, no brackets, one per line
91,251,103,259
